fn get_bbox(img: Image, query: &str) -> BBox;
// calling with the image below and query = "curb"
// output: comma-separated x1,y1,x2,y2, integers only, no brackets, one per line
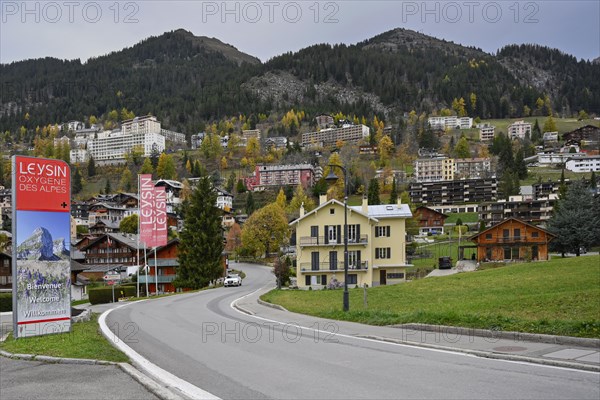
0,349,117,366
394,323,600,349
257,298,288,312
357,335,600,373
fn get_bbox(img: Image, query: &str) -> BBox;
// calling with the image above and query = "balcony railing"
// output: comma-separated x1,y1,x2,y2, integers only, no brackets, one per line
496,236,543,243
138,275,176,284
299,261,369,272
299,235,368,246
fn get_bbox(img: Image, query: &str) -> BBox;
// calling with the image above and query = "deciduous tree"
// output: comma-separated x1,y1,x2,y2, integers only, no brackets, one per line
241,203,289,258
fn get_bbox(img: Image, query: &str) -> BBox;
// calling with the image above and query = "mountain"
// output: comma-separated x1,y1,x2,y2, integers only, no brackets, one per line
16,227,69,261
0,28,598,135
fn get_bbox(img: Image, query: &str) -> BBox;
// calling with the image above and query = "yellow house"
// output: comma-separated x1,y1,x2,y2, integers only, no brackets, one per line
290,196,412,289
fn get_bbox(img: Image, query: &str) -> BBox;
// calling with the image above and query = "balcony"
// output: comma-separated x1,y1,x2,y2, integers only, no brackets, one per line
138,275,176,284
299,235,368,247
299,261,369,272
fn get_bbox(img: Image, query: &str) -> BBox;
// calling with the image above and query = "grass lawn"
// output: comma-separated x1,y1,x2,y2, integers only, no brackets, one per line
262,255,600,338
445,212,479,224
0,314,129,362
410,240,462,268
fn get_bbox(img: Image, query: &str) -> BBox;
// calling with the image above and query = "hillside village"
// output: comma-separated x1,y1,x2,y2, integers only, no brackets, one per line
0,105,598,297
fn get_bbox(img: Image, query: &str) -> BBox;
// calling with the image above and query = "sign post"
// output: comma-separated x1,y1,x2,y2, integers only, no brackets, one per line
12,156,71,338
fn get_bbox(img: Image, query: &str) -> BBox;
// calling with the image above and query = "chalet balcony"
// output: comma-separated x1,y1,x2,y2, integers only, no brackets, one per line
299,235,368,247
299,261,369,272
138,275,177,284
495,237,546,244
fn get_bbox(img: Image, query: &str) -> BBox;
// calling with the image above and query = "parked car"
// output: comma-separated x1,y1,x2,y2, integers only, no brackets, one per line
224,274,242,287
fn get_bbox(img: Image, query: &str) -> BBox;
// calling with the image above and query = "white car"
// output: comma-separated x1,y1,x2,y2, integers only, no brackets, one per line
224,274,242,287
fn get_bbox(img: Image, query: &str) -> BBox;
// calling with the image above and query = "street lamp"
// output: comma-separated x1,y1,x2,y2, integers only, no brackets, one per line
325,164,349,312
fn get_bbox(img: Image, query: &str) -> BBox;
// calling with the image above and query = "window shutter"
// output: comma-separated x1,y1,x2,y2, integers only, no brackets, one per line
387,248,391,259
324,225,329,244
375,227,379,237
337,225,341,243
357,250,361,268
386,226,390,237
356,224,361,241
375,249,379,259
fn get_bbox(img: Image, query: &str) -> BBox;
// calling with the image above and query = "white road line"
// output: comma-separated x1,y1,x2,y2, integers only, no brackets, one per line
99,300,221,400
230,289,600,375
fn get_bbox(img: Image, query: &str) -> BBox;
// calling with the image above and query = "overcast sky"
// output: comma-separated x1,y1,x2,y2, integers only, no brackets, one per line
1,1,598,64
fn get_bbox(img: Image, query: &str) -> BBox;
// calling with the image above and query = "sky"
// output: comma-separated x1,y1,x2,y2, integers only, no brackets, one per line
16,211,71,249
0,1,598,64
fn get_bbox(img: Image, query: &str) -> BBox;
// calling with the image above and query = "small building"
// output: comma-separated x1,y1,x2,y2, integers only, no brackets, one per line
469,218,555,262
565,155,600,172
508,121,532,140
414,206,448,236
479,125,495,141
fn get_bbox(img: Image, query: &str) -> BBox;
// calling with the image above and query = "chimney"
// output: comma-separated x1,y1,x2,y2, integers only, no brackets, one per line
362,195,368,214
299,202,305,218
319,194,328,206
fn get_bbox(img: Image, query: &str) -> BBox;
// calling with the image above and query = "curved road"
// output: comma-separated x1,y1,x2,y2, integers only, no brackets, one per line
106,264,599,399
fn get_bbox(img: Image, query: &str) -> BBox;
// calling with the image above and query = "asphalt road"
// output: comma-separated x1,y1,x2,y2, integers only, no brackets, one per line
107,263,599,399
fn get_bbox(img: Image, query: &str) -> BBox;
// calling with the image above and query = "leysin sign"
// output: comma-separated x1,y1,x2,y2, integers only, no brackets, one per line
12,156,72,338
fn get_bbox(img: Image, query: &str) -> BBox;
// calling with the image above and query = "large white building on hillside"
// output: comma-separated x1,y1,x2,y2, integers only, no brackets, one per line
508,121,532,139
302,124,370,147
87,130,165,161
428,116,473,130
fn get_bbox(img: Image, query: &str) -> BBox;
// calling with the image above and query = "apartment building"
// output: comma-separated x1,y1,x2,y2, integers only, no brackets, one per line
507,120,532,139
302,124,370,148
478,194,558,227
409,178,498,205
291,197,412,289
479,125,495,141
428,116,473,130
565,155,600,172
414,157,455,182
87,130,165,161
244,164,321,191
414,157,492,182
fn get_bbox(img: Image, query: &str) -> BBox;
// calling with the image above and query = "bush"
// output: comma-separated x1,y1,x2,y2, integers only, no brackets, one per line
89,285,136,305
0,293,12,312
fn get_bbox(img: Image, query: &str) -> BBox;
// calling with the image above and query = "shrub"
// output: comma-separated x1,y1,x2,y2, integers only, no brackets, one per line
89,285,136,305
0,293,12,312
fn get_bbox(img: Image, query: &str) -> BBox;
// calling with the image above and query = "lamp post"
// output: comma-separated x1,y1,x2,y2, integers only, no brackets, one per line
325,164,349,312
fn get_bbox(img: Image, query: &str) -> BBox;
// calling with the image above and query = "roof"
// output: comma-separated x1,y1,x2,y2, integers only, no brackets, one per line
92,219,121,229
349,203,412,219
155,179,183,189
415,206,449,219
71,260,90,272
289,199,374,226
469,218,556,241
81,233,148,251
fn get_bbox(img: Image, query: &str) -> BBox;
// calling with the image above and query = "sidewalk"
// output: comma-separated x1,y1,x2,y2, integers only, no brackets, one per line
235,286,600,372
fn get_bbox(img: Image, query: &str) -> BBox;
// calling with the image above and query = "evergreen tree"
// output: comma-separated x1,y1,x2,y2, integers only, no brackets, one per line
150,146,161,169
389,177,398,204
104,178,112,194
72,167,83,194
367,179,380,205
532,119,542,143
246,191,256,215
226,171,236,193
479,220,486,232
514,149,528,180
175,172,224,289
591,171,597,189
156,153,177,180
236,179,246,193
547,181,600,257
87,156,96,177
140,158,154,175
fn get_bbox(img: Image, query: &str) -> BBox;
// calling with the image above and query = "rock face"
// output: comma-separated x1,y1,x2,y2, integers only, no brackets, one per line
16,227,67,261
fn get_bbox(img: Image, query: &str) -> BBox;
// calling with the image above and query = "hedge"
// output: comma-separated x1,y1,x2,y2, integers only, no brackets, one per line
0,293,11,312
89,285,136,305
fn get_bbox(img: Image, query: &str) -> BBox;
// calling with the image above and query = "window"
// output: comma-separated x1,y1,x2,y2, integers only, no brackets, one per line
348,224,359,243
347,274,357,285
375,248,391,259
485,233,492,239
531,232,539,238
375,226,391,237
387,273,404,279
330,208,335,215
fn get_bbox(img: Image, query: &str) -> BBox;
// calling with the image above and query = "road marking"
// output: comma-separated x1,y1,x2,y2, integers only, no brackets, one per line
99,301,221,400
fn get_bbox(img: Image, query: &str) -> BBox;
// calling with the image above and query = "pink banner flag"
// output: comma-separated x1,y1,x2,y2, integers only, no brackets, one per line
154,186,168,247
139,174,155,247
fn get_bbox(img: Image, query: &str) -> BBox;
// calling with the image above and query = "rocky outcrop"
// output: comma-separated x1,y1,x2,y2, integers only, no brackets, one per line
16,227,67,261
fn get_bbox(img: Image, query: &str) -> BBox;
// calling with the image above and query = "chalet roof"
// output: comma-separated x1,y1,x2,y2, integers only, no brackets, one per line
415,206,449,219
81,233,148,252
70,260,90,272
155,179,183,189
469,217,556,242
91,219,120,229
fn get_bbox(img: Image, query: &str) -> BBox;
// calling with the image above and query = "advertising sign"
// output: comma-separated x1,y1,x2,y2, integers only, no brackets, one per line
139,174,155,247
154,186,168,247
12,156,71,338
